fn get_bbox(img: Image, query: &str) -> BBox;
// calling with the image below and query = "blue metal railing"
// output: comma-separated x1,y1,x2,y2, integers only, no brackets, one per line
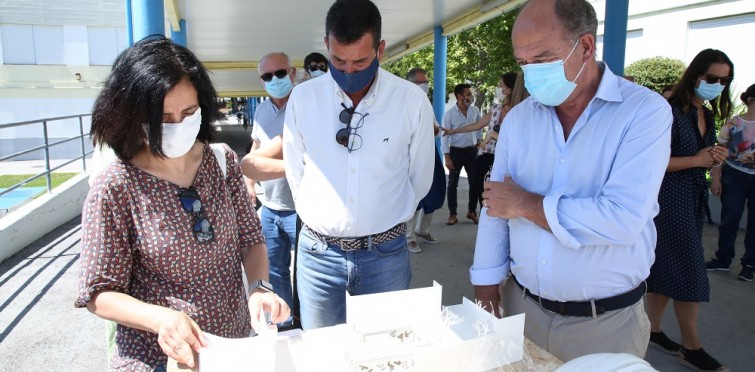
0,114,93,208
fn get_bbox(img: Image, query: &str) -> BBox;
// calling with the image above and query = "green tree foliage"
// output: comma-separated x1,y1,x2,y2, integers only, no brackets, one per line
624,57,686,94
384,9,520,111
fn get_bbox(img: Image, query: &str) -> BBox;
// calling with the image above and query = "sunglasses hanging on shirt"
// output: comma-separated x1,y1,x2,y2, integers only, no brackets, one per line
178,187,214,243
336,103,369,153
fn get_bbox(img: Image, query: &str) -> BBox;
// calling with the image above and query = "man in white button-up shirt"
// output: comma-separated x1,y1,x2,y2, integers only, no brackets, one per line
470,0,672,361
442,84,482,226
282,0,435,330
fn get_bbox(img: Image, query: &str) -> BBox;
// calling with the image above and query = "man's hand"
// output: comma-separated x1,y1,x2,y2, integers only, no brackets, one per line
444,154,454,171
483,175,534,219
474,285,502,318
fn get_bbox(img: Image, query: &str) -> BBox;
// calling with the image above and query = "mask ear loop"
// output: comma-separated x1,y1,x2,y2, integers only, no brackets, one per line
565,38,587,84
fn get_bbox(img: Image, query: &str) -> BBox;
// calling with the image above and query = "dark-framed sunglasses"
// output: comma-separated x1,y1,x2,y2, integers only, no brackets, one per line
307,64,327,72
260,68,290,82
701,74,732,85
178,187,214,243
336,103,369,153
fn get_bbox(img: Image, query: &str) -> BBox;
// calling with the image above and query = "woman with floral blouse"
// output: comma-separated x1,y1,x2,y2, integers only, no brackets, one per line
75,36,289,371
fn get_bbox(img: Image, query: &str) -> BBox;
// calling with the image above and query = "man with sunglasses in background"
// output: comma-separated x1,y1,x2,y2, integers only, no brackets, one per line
302,52,328,81
471,0,672,361
282,0,435,330
244,52,298,329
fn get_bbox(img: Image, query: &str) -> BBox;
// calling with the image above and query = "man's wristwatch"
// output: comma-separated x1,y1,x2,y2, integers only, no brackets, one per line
249,279,274,296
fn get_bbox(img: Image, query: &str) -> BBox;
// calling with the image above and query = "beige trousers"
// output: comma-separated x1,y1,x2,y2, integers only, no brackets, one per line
502,278,650,362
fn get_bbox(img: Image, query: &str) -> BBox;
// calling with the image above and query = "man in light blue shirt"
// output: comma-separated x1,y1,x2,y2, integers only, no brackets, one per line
470,0,671,361
442,83,482,225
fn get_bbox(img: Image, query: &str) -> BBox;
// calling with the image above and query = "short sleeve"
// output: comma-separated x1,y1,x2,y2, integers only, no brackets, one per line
75,180,134,307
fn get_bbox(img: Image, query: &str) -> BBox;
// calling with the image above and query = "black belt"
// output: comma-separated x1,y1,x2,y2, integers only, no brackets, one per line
512,276,646,317
303,223,406,251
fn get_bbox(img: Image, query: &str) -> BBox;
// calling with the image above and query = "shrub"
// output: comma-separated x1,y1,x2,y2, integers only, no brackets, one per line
625,57,686,94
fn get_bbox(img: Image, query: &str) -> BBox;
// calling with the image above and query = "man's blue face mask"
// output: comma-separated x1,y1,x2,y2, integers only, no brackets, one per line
521,39,585,107
329,56,379,94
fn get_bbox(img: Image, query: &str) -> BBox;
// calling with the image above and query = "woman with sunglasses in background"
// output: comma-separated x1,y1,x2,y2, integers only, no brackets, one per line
647,48,732,371
75,37,289,371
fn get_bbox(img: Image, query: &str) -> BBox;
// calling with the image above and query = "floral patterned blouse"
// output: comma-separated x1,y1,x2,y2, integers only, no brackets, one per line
479,103,506,155
75,144,264,371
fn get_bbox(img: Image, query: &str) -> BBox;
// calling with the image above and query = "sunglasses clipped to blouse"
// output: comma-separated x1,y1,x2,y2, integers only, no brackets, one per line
178,187,214,243
260,68,291,82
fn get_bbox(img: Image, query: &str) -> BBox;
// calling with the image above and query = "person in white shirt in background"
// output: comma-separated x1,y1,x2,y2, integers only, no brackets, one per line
282,0,434,330
403,67,446,253
442,83,482,226
470,0,672,361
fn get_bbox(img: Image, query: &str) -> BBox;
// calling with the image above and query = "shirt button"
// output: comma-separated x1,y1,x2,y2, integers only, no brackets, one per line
541,260,547,265
349,198,354,203
560,158,565,163
351,168,356,173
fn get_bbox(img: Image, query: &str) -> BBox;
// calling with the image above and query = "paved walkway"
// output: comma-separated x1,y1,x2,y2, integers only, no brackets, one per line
1,124,753,371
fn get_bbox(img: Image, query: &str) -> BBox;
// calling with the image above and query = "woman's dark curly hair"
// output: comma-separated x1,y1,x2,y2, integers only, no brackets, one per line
91,36,221,160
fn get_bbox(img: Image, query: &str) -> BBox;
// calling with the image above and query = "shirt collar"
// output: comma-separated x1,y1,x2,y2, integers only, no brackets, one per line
593,62,622,103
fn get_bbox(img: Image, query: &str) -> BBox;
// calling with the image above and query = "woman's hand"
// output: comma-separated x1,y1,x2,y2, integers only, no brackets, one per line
695,146,726,168
248,292,291,332
710,179,722,196
156,310,206,368
442,127,456,136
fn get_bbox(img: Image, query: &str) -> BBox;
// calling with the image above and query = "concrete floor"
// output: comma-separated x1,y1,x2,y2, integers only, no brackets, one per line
1,123,753,371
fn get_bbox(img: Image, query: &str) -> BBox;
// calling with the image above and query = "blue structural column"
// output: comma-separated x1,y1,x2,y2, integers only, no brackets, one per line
602,0,629,76
171,19,187,47
432,26,447,154
129,0,165,44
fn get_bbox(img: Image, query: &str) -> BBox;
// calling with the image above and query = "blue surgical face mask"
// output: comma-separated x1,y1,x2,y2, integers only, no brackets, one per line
309,69,326,78
695,79,725,101
328,56,379,94
264,76,293,99
521,40,585,106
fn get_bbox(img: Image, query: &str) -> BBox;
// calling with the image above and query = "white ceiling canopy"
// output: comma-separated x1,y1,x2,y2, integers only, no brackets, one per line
173,0,525,96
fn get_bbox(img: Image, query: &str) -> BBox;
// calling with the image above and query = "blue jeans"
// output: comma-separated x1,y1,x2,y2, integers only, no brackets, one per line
296,228,412,330
259,206,298,324
716,165,755,268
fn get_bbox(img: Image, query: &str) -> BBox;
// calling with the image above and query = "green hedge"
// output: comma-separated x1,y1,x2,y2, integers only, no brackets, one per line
625,57,686,94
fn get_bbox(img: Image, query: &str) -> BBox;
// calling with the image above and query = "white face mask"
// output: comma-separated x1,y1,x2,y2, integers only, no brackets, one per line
309,69,326,78
417,82,430,94
160,108,202,158
495,87,506,101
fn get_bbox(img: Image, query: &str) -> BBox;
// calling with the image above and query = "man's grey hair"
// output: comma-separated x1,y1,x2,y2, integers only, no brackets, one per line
258,52,291,73
405,67,427,82
553,0,598,42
